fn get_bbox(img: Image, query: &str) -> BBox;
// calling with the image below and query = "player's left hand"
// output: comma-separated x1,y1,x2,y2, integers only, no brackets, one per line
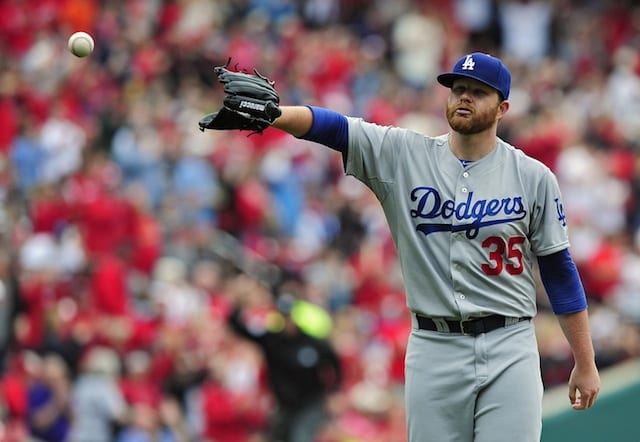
568,363,600,410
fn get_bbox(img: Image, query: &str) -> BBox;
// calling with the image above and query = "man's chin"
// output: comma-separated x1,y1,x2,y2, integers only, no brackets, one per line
449,120,475,134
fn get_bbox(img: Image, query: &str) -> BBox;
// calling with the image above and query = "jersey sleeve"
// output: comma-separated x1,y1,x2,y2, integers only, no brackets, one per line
344,117,404,202
528,165,570,256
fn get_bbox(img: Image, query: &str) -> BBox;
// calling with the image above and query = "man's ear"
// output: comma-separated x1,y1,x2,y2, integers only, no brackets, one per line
498,100,510,120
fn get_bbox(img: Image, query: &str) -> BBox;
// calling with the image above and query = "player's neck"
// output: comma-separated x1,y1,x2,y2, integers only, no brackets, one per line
448,131,497,161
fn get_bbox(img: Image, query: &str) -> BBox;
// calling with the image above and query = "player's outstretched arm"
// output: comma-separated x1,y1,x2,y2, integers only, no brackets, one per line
556,310,600,410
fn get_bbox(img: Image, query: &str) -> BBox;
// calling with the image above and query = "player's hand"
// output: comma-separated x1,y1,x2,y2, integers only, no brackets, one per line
568,363,600,410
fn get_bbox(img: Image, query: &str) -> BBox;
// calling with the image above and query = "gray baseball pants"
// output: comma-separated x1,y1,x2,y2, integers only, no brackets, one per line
405,318,543,442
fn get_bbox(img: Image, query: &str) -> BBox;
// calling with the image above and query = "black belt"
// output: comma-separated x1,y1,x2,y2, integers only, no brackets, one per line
415,314,531,336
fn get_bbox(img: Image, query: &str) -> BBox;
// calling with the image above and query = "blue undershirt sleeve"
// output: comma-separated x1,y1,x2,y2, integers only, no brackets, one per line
297,106,349,157
537,248,588,315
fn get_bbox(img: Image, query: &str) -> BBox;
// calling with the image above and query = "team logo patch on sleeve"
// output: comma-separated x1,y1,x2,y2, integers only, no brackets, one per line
554,198,567,227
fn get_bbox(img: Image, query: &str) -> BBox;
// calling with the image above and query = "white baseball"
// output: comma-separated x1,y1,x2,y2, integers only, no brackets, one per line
68,32,94,58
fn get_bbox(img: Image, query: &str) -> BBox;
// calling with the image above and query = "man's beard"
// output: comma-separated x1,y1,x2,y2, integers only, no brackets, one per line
446,103,499,135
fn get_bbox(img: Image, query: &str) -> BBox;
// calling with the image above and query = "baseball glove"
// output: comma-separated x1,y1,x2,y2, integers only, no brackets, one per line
198,61,281,135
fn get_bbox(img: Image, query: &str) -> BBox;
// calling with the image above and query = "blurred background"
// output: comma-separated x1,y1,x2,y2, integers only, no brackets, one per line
0,0,639,441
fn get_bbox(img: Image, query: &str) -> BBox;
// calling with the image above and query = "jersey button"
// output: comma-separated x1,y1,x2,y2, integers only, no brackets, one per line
461,187,468,193
463,172,469,178
459,294,466,300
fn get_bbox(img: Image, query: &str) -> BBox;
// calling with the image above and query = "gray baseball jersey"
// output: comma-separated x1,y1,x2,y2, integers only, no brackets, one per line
345,117,569,320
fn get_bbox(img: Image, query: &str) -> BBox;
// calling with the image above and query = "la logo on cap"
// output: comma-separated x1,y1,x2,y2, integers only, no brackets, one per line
461,55,475,71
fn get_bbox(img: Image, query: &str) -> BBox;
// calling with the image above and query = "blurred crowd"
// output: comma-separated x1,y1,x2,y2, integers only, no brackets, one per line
1,0,640,441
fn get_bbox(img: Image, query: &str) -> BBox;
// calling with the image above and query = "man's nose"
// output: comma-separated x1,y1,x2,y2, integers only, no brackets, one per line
459,90,472,101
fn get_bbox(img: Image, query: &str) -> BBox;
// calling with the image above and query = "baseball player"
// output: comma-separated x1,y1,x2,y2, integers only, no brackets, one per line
199,52,601,442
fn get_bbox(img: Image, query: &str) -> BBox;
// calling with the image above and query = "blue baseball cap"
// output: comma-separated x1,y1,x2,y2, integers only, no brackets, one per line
437,53,511,100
